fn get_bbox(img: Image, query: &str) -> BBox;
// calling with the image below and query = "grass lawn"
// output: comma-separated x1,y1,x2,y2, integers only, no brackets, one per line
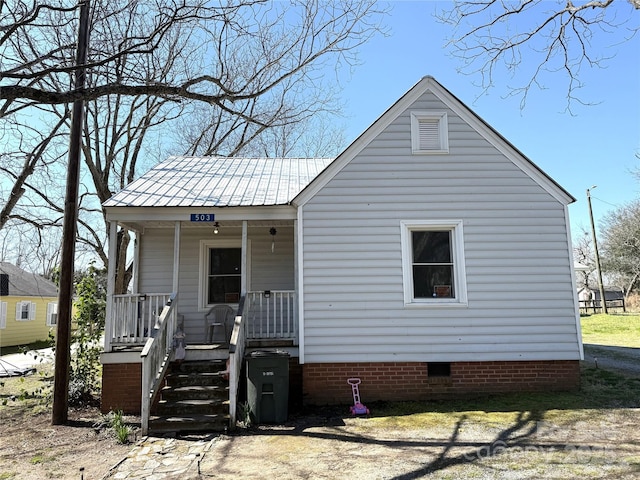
581,313,640,348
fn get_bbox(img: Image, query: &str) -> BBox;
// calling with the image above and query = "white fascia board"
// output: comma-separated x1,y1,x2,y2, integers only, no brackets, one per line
105,205,298,222
100,351,143,364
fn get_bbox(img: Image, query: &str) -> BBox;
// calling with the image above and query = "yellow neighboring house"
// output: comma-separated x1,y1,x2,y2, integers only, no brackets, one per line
0,262,58,348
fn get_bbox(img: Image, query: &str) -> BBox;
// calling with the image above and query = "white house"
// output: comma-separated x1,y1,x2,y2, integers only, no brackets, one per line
101,76,582,431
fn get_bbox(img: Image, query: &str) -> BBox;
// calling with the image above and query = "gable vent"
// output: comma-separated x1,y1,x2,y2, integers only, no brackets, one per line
0,274,7,296
411,111,449,154
418,118,441,150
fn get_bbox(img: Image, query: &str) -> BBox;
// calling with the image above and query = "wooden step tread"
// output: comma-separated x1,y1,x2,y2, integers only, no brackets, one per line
158,398,229,407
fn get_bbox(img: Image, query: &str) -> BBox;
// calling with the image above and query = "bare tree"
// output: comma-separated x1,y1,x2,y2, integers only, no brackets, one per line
1,0,386,291
437,0,639,109
600,199,640,298
1,1,384,111
573,228,596,289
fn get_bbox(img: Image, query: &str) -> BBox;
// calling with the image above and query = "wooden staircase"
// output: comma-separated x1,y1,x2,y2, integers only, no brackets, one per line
149,360,230,435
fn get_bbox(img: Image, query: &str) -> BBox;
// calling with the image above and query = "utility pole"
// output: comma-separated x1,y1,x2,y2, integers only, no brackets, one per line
587,186,608,315
52,0,90,425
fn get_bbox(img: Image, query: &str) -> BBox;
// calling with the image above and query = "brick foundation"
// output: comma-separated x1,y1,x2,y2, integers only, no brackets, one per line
302,360,580,405
101,363,142,414
101,358,578,414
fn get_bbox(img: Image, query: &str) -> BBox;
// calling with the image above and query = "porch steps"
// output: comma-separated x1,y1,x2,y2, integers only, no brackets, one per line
149,359,229,435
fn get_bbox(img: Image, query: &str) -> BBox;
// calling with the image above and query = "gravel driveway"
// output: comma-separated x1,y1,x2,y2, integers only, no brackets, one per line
582,344,640,377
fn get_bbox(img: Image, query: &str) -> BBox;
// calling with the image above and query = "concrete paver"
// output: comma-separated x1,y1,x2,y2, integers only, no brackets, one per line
102,435,217,479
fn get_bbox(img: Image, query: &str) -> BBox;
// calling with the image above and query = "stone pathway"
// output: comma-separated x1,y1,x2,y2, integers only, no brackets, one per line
102,434,217,479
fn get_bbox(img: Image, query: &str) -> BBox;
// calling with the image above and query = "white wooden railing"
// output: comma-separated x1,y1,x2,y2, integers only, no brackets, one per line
141,293,177,435
246,290,296,340
107,293,171,349
228,295,247,430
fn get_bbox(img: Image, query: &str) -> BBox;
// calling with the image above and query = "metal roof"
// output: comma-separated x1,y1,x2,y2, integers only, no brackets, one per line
0,262,58,298
104,156,333,208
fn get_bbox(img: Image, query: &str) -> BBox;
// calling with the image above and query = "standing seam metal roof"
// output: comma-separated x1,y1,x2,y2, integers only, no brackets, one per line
103,156,334,208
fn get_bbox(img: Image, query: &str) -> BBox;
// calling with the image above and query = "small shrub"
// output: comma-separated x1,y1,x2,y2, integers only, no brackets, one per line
114,423,132,444
239,401,252,427
97,410,132,444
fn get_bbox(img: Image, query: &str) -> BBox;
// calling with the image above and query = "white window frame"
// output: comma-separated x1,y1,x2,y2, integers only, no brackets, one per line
0,301,6,329
411,111,449,154
401,220,467,307
46,302,58,327
198,239,250,310
15,300,36,321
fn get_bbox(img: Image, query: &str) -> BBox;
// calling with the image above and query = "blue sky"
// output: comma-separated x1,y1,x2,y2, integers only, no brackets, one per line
335,1,640,237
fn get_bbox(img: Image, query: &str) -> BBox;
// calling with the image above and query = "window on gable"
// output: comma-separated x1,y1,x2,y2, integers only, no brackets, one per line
15,301,36,321
401,220,467,306
411,111,449,154
47,302,58,327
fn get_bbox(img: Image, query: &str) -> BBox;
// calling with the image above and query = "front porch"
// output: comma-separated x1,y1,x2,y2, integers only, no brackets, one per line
101,289,299,435
104,290,298,352
101,216,302,434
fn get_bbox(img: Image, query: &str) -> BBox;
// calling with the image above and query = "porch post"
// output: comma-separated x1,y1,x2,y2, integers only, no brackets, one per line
296,207,305,363
132,235,140,294
104,221,118,352
173,221,181,294
241,220,248,295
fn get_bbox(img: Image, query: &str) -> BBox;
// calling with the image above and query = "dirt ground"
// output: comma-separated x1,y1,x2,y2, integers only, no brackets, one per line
1,348,640,479
0,404,135,480
203,408,640,479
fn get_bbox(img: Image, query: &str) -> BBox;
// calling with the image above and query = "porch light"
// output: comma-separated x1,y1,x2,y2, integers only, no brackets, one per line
270,227,277,253
213,222,220,235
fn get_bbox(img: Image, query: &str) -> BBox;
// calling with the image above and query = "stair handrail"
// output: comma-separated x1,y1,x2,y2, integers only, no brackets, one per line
228,294,247,429
140,292,177,436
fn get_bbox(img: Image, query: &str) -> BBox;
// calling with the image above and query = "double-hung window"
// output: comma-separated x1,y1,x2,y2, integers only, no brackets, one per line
0,302,6,329
401,220,467,306
47,302,58,326
15,301,36,321
199,240,244,308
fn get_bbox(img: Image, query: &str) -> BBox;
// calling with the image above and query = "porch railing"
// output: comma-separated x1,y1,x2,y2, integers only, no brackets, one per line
140,293,177,435
228,295,247,430
246,290,296,340
108,293,172,348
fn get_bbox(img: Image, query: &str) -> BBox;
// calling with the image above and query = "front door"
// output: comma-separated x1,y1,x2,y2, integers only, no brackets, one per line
206,247,241,304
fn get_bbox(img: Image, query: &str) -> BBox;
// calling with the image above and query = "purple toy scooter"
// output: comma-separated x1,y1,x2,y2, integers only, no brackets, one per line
347,378,370,415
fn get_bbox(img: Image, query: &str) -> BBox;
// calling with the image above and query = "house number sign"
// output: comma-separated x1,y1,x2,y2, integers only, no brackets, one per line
190,214,216,222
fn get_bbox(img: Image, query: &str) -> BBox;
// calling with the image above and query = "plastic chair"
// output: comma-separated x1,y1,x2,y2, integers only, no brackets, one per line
205,304,234,344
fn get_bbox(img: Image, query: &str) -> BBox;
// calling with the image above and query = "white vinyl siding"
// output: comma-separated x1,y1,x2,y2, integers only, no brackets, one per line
411,111,448,154
137,226,294,341
300,89,579,364
15,301,36,321
46,302,58,326
0,302,6,328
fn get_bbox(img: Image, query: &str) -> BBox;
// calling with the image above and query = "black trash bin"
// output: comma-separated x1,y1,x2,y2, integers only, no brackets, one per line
245,349,289,424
